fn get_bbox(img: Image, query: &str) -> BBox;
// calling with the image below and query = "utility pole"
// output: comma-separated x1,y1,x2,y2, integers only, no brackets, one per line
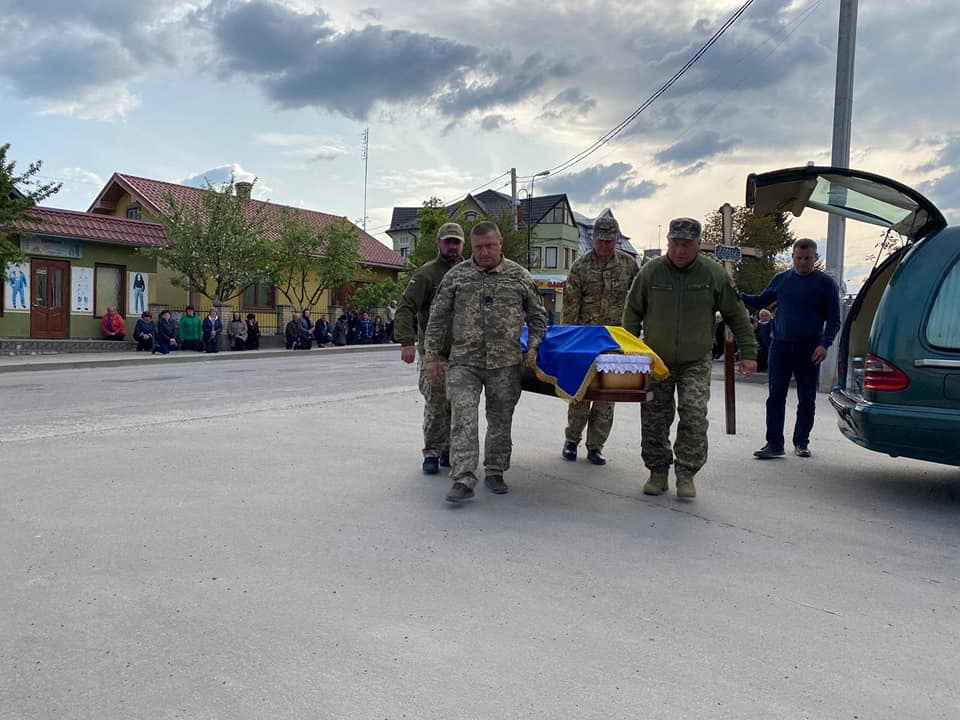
822,0,859,391
719,203,738,435
510,168,517,230
361,128,370,231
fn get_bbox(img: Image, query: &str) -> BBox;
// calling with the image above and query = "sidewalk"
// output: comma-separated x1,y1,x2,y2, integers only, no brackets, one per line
0,343,396,374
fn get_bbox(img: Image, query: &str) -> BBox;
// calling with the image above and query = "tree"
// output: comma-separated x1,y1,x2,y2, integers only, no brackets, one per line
0,143,62,269
268,210,361,310
701,205,796,294
141,177,273,304
407,197,527,270
348,278,405,311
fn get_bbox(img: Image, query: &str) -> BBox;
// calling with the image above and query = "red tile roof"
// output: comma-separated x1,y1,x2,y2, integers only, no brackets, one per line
92,173,405,269
15,206,167,248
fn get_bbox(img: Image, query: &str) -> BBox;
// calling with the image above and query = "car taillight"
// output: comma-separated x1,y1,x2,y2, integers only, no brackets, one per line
863,353,910,392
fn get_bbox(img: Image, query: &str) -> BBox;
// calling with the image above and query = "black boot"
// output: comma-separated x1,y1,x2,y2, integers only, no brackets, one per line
422,457,440,475
586,449,607,466
562,441,577,461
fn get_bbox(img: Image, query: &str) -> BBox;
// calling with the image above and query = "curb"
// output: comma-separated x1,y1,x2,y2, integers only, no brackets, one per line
0,343,397,374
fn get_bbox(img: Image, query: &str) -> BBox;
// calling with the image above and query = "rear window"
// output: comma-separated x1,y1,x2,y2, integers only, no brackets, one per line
926,258,960,350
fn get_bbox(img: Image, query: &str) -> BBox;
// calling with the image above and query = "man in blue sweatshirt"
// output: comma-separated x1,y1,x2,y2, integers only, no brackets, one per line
741,238,841,459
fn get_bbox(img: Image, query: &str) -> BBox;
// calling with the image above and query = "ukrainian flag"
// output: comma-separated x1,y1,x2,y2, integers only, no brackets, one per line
521,325,669,401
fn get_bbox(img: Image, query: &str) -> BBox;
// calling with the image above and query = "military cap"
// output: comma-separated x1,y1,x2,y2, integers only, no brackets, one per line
593,216,620,241
437,222,465,242
667,217,702,241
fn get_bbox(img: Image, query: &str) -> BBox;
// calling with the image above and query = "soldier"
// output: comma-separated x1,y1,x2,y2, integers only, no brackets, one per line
394,222,465,475
623,217,757,499
423,222,547,503
561,216,639,466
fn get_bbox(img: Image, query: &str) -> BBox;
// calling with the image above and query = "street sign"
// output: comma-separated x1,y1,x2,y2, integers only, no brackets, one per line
715,244,742,263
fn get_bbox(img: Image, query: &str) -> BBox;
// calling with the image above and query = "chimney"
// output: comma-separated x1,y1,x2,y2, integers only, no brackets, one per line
235,181,253,200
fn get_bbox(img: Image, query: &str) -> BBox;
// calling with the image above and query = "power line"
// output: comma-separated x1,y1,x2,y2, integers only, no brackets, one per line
548,0,828,178
517,0,757,182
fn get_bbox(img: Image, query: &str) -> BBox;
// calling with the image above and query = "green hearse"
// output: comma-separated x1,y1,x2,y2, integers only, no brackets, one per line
748,166,960,467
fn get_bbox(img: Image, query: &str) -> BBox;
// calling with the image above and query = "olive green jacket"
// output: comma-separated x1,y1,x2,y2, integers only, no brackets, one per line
394,255,458,356
623,254,756,368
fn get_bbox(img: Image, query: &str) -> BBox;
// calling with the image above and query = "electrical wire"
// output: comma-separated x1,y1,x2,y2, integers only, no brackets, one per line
516,0,757,182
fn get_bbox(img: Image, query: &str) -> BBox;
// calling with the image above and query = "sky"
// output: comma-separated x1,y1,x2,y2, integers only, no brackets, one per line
2,0,959,293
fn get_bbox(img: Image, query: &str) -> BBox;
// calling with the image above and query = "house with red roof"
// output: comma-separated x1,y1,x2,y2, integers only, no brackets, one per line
1,206,166,340
88,173,405,315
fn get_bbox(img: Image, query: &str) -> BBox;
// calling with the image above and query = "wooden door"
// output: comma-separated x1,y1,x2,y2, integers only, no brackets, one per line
30,259,69,339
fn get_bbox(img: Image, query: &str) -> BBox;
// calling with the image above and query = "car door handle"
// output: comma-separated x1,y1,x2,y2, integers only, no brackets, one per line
914,359,960,368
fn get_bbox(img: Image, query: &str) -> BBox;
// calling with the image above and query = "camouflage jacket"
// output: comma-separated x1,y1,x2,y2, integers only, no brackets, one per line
394,255,458,356
563,249,639,326
424,257,547,369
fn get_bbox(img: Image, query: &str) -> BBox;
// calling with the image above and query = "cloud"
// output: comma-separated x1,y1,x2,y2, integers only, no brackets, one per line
180,164,273,199
539,87,596,120
654,131,739,167
0,0,181,119
254,133,349,163
202,0,570,120
918,135,960,221
480,114,510,132
542,162,663,206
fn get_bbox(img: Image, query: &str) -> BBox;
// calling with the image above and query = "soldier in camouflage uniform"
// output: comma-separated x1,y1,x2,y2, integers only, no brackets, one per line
561,216,639,466
623,217,757,499
394,222,465,475
424,222,547,503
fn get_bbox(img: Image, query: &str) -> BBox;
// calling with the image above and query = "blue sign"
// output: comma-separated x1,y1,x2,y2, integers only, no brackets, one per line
715,244,742,263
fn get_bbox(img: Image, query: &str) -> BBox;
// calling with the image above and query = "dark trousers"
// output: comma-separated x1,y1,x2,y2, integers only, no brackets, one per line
766,339,820,451
136,336,154,351
204,335,220,353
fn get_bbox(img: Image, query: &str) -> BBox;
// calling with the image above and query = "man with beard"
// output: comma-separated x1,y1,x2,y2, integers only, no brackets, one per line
395,223,465,475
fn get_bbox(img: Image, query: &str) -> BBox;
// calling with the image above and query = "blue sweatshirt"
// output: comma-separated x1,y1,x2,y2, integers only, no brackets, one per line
741,270,841,347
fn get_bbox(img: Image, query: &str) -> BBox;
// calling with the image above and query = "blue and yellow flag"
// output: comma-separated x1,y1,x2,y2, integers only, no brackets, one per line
521,325,669,401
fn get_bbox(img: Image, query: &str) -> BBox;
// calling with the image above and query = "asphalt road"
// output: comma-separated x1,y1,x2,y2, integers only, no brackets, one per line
1,352,958,719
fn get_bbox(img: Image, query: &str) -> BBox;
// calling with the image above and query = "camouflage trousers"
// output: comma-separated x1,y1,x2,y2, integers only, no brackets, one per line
641,357,712,479
418,358,451,458
446,364,523,489
565,400,615,450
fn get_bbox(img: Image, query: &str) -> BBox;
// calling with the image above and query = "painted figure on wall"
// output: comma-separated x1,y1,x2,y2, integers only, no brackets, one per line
8,266,28,309
133,273,146,314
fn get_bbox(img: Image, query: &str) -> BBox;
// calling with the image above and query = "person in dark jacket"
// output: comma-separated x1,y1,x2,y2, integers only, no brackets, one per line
245,313,260,350
357,312,374,344
202,309,222,353
332,314,348,346
372,315,385,344
298,310,313,350
156,310,178,354
347,306,360,345
133,311,156,352
313,315,331,347
285,312,303,350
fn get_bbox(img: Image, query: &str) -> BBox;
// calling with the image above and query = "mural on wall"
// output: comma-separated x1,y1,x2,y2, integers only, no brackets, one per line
128,271,148,315
72,266,94,314
5,262,30,311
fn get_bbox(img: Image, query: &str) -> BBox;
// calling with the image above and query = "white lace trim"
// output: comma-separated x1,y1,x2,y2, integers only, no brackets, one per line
595,353,653,374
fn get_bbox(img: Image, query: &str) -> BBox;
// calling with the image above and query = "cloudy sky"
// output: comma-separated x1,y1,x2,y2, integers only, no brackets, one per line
3,0,959,290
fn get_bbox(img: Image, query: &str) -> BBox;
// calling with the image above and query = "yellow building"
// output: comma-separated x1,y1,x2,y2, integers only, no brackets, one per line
87,173,406,329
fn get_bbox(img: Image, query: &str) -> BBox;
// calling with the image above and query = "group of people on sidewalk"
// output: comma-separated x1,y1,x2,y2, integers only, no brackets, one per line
283,306,396,350
100,306,261,354
397,215,840,504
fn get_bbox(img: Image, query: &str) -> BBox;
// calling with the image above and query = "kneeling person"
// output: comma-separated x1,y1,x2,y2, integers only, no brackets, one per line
424,222,547,503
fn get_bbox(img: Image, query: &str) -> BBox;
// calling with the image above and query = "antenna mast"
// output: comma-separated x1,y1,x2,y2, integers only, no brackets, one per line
361,128,370,231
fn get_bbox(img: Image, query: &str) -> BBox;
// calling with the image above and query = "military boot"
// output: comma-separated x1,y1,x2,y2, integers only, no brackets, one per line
675,475,697,499
642,470,669,496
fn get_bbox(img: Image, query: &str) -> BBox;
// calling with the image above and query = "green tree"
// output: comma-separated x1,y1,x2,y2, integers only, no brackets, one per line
701,205,795,294
0,143,62,269
268,210,361,310
141,177,273,304
407,197,527,270
348,278,405,311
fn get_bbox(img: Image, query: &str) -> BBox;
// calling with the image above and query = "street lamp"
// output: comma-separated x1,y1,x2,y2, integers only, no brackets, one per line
526,170,550,270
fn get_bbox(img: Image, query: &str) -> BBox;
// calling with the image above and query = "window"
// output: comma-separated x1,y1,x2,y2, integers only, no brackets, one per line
544,247,558,269
242,282,274,309
94,263,125,317
125,205,141,220
564,248,573,269
464,211,477,222
926,258,960,350
399,246,409,259
530,247,542,269
549,205,570,225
